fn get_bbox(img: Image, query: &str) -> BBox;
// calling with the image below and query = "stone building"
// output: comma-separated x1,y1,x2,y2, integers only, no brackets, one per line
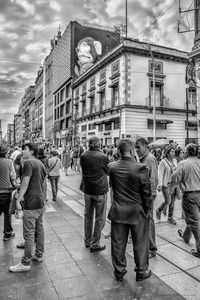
72,39,195,148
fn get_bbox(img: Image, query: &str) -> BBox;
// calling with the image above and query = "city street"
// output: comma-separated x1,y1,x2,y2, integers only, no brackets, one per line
0,170,200,300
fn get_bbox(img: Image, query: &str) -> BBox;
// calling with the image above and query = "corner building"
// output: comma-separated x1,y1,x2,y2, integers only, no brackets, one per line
52,21,120,145
72,39,197,147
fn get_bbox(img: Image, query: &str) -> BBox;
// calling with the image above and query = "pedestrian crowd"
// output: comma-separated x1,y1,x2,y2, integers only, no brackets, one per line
0,136,200,283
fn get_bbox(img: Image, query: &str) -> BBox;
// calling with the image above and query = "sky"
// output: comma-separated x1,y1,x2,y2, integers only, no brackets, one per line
0,0,195,134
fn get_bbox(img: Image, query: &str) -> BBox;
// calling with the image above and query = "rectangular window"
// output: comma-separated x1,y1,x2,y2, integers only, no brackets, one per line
150,81,163,107
66,84,70,98
60,89,65,102
111,84,119,108
99,90,105,111
66,101,70,114
60,119,65,130
88,123,96,130
54,95,57,106
82,102,86,117
114,119,119,129
105,122,112,131
90,95,95,114
99,124,104,132
60,104,65,117
81,125,87,131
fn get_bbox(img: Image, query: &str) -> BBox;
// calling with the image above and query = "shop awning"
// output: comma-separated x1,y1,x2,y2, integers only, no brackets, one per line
148,118,173,124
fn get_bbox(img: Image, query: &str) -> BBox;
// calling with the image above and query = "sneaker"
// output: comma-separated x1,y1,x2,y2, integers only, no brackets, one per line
167,217,177,225
3,232,15,241
191,249,200,258
31,255,44,262
156,209,161,220
9,262,31,272
163,207,167,216
149,250,157,259
16,242,25,249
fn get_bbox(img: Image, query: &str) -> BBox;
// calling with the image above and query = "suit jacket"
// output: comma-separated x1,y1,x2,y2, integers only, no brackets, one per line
108,156,152,225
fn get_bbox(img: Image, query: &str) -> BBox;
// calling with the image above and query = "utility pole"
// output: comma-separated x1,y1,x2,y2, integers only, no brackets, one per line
149,44,156,142
125,0,127,38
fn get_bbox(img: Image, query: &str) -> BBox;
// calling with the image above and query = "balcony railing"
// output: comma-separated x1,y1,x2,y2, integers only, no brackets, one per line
145,96,169,108
184,102,197,111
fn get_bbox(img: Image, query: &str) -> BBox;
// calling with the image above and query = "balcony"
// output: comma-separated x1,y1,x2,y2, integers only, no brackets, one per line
145,96,169,108
184,102,197,111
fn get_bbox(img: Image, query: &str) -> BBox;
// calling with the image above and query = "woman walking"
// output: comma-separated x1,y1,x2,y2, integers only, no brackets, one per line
156,145,178,225
62,147,71,176
47,150,61,201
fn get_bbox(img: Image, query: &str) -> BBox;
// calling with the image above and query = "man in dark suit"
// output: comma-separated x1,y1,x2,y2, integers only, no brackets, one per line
108,139,152,282
80,136,110,252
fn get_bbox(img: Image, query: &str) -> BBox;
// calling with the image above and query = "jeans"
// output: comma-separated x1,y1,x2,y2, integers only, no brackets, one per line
21,208,44,266
149,195,157,252
49,176,59,200
182,192,200,252
84,193,107,248
0,192,13,236
158,186,176,218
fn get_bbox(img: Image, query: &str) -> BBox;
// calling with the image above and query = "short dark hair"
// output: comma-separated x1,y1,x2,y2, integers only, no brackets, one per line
25,143,38,157
88,137,100,150
50,150,58,156
0,145,7,157
38,147,46,158
135,137,148,147
118,139,134,155
185,143,198,157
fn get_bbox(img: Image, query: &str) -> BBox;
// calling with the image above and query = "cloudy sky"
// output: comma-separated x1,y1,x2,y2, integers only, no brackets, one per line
0,0,195,134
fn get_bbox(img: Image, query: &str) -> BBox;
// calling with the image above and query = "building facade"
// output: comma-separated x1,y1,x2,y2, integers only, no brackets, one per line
72,39,194,148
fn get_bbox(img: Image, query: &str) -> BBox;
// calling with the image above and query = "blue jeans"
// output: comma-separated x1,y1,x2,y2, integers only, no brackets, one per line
49,176,59,200
21,208,44,266
182,192,200,252
84,193,107,248
0,192,13,236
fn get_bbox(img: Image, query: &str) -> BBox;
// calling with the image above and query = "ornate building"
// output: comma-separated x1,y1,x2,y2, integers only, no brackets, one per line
72,39,193,147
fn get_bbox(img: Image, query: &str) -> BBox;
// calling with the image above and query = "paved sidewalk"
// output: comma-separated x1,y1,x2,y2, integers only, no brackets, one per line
0,173,185,300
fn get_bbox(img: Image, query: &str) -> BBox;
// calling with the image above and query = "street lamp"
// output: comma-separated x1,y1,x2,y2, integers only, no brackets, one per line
148,44,156,142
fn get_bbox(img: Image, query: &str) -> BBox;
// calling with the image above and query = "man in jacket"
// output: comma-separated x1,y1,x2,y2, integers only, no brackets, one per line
135,137,158,258
108,139,152,282
80,136,109,252
0,145,16,241
9,143,46,272
171,143,200,258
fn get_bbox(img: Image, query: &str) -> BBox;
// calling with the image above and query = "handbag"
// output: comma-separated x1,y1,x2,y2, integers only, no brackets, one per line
47,159,58,179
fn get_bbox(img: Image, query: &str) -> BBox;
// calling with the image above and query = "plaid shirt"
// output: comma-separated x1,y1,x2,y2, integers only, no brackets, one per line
80,150,109,195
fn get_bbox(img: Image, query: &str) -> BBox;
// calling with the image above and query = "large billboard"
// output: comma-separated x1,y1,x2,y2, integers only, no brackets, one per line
71,21,120,78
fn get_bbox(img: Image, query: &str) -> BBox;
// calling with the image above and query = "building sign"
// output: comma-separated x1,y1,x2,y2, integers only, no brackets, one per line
72,21,120,78
149,60,163,74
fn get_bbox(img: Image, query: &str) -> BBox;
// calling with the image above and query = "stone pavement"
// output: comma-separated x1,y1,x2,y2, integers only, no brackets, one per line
0,169,199,299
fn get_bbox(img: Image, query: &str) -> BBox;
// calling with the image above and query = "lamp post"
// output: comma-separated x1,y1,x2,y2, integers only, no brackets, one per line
148,44,156,142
